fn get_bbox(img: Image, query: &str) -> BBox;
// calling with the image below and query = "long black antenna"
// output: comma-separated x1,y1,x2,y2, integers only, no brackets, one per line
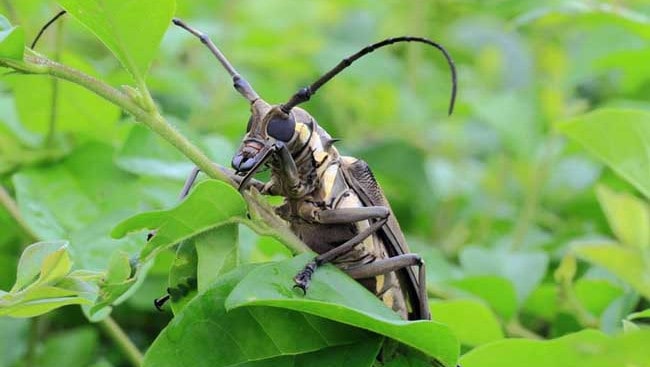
31,10,67,49
282,36,457,116
172,18,260,103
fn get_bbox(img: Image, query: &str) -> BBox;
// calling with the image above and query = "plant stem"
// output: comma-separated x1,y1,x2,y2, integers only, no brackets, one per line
506,318,544,340
44,16,64,146
99,317,144,367
0,185,38,242
4,51,232,184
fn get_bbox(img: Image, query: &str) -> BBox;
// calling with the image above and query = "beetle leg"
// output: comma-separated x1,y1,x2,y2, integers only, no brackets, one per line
344,254,429,320
311,206,389,224
147,164,268,241
274,143,307,197
293,218,387,293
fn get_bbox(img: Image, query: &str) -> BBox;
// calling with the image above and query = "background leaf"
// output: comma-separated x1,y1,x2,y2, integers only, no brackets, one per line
57,0,175,80
559,109,650,199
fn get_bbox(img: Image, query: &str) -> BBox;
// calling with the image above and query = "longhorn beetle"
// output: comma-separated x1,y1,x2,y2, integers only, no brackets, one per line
170,18,457,321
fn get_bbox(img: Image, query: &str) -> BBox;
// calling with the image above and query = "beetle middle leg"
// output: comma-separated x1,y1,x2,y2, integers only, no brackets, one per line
293,217,387,293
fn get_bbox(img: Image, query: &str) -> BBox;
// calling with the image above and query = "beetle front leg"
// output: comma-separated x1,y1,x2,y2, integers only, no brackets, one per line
148,164,268,241
345,254,430,320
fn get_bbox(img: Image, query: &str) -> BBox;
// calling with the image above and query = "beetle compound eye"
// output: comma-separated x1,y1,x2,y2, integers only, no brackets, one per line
267,115,296,142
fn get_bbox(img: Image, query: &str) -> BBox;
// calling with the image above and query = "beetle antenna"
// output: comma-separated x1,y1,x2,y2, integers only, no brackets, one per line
282,36,457,116
172,18,260,103
31,10,67,49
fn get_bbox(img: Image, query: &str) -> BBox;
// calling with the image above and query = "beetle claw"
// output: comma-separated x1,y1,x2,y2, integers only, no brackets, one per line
292,283,307,296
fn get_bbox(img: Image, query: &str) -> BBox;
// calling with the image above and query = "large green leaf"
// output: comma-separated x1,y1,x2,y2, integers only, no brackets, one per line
559,109,650,199
167,225,239,314
6,53,123,142
13,143,145,271
460,329,650,367
0,15,24,60
36,327,99,367
111,180,247,262
430,299,504,347
447,275,518,321
57,0,175,81
459,247,548,305
143,265,382,367
225,254,460,367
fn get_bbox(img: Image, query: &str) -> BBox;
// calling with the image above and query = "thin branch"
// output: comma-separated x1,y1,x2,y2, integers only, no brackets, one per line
2,50,232,184
98,317,144,367
0,185,38,242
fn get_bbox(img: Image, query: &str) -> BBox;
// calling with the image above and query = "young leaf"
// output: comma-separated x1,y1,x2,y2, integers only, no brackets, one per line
11,241,69,292
0,15,24,61
596,185,650,249
559,109,650,199
225,254,460,367
111,180,247,262
57,0,175,81
574,242,650,299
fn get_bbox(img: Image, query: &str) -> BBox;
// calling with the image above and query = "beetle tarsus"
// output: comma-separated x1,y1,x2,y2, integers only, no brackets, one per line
293,260,318,294
154,293,170,311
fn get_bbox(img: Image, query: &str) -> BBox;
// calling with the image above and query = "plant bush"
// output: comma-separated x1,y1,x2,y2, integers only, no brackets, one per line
1,1,650,366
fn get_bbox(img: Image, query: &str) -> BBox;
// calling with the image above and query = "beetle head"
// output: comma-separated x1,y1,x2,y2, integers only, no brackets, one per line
231,100,297,175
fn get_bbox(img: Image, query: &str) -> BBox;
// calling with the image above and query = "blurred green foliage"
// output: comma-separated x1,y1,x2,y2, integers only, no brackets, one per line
2,0,650,366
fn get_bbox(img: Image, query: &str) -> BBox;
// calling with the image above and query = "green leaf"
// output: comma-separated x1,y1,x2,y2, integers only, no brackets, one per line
7,52,123,141
1,242,100,318
0,15,24,60
232,338,382,367
57,0,175,81
116,124,194,179
167,225,239,314
447,276,518,321
37,246,72,286
627,308,650,321
168,240,198,314
574,243,650,299
36,327,99,367
112,180,247,262
13,143,146,272
144,265,381,367
559,109,650,199
429,299,504,347
11,241,69,292
522,283,558,321
574,279,624,317
226,254,459,367
0,318,28,366
460,329,650,367
459,247,549,305
596,185,650,249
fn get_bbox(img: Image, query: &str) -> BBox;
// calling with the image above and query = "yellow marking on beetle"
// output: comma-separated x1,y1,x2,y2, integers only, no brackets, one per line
375,274,385,294
382,288,395,309
295,122,310,144
320,163,339,201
